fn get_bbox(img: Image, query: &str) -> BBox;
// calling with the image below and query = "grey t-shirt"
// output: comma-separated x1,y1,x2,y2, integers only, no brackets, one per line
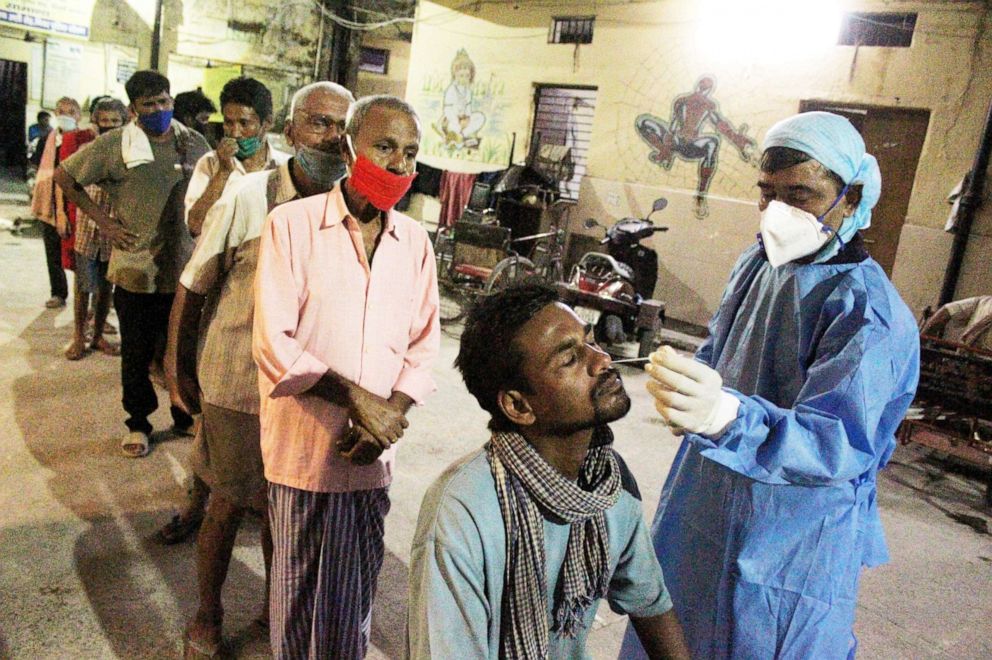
61,123,209,293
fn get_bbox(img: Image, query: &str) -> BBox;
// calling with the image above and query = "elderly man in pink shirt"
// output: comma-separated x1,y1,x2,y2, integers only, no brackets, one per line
253,95,439,659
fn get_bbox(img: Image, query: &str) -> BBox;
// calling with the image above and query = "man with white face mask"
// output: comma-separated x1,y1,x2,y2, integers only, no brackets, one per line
31,96,81,309
160,81,355,657
621,111,920,659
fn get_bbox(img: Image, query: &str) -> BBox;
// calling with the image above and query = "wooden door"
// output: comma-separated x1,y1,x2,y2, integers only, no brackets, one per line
0,59,28,168
800,100,930,275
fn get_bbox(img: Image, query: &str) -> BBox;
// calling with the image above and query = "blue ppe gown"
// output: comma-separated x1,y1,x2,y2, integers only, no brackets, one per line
621,241,919,659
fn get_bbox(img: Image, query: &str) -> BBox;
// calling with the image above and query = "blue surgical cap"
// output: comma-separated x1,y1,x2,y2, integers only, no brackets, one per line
762,111,882,247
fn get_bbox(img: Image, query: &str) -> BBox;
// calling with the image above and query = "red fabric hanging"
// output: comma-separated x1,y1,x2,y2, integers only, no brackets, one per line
438,171,478,229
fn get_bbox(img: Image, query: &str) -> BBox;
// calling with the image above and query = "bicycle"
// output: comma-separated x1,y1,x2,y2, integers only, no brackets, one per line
434,220,510,325
434,199,574,325
483,198,573,294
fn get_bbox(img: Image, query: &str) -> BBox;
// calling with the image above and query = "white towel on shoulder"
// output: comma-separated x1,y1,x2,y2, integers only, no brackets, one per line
121,122,155,169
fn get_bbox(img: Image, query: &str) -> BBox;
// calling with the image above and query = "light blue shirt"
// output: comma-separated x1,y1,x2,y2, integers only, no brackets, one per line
406,445,673,659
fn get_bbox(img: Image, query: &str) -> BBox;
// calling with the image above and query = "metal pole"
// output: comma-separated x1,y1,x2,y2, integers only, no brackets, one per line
939,94,992,306
39,38,47,108
328,1,350,85
150,0,164,70
313,1,325,81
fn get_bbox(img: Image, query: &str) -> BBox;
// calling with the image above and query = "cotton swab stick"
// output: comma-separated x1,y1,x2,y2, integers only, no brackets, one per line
610,356,652,364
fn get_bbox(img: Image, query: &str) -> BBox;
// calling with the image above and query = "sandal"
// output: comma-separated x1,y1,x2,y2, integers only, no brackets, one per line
121,430,150,458
91,336,121,356
183,628,223,659
64,340,89,361
154,512,204,545
86,313,117,336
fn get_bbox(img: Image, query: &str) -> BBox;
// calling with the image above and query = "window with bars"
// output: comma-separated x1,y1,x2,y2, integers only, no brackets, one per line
358,47,390,75
549,16,595,44
839,12,917,47
530,85,598,200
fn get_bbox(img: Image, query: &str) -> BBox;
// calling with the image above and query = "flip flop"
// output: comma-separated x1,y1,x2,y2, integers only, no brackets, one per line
183,629,223,659
154,512,204,545
121,430,150,458
64,341,89,361
91,337,121,356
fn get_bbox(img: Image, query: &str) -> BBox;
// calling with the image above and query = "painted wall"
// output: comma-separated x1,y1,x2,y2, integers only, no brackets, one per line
89,0,156,66
172,0,320,76
1,0,319,131
355,34,412,99
0,33,139,135
405,0,992,325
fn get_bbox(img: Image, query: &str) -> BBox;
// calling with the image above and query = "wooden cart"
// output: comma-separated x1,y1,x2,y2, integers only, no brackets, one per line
898,336,992,505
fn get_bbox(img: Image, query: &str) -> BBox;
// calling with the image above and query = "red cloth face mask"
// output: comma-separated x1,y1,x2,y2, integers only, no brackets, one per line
349,154,417,211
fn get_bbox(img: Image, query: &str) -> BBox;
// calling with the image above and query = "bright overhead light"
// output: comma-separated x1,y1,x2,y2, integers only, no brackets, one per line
697,0,843,58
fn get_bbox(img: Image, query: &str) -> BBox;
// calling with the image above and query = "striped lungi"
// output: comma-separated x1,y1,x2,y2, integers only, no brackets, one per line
268,483,391,659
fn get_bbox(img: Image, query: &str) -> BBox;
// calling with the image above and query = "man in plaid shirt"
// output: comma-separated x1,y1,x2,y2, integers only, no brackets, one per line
65,98,130,360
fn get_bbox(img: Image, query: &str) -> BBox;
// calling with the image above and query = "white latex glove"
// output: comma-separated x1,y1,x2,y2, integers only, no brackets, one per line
646,346,740,437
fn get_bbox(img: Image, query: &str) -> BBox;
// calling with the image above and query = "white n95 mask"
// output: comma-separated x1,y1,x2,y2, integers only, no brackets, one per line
56,115,77,132
759,200,835,268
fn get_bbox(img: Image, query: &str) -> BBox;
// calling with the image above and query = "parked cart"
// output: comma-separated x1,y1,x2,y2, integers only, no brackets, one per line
898,335,992,505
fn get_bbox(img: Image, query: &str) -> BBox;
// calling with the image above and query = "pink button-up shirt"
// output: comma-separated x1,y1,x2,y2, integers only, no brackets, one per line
253,184,439,493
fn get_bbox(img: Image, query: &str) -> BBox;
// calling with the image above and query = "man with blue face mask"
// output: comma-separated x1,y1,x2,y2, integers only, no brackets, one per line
54,70,210,458
620,111,920,659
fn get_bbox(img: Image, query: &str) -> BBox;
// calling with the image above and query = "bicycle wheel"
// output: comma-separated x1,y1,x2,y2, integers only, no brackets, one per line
485,256,536,295
438,280,469,325
434,231,454,278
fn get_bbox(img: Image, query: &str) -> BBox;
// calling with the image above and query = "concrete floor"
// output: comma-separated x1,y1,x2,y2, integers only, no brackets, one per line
1,170,991,659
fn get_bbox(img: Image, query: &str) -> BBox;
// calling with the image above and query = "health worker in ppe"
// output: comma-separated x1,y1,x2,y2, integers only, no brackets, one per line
620,111,920,659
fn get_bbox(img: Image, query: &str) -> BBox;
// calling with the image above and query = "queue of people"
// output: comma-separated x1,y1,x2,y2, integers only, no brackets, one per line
29,66,920,659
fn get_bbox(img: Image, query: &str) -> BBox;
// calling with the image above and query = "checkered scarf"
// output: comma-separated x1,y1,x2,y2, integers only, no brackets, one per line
487,427,621,658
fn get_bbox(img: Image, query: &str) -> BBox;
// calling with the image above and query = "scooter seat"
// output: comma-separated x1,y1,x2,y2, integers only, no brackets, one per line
453,264,493,280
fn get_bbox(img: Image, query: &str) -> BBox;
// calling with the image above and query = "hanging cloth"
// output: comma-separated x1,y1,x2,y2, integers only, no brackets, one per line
438,171,478,229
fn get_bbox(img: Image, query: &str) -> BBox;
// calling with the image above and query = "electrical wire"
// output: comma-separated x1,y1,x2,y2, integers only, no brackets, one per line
308,1,414,30
180,0,989,41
